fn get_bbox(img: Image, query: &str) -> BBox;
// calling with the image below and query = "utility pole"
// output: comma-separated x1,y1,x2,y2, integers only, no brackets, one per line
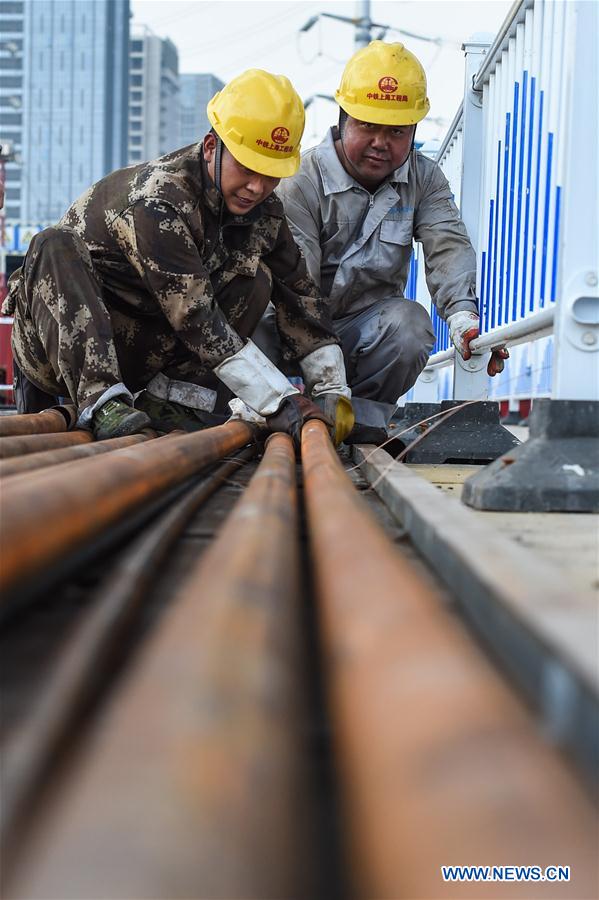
300,1,375,49
354,0,371,48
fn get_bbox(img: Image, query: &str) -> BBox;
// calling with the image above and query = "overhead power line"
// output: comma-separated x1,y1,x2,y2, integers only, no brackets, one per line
300,1,459,50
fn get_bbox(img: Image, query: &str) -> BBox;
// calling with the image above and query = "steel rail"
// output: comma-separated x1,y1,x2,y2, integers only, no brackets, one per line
0,448,256,864
301,420,598,900
8,434,313,900
0,421,255,600
0,429,95,459
0,406,76,437
0,431,155,479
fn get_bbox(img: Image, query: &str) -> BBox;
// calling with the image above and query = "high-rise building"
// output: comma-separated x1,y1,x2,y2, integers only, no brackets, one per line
17,0,130,225
179,73,224,147
128,27,180,164
1,0,26,225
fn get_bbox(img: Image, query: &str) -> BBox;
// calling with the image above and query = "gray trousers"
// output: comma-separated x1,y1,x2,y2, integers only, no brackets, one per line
255,296,435,405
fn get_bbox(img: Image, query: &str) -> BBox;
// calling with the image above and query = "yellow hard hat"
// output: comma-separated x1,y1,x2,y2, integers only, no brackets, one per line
335,41,430,126
207,69,305,178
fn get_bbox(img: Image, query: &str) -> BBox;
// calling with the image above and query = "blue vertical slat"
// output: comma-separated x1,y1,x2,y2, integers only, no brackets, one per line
540,131,554,306
506,82,519,322
530,89,544,311
498,113,511,325
480,250,487,333
513,71,528,320
491,140,502,329
521,75,535,317
412,252,418,300
484,199,494,333
550,184,561,302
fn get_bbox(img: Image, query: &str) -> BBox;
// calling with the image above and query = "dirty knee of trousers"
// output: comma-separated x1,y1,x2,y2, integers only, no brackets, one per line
337,299,435,403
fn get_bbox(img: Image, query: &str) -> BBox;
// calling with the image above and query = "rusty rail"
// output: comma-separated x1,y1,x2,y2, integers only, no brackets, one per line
0,448,256,863
0,406,76,438
301,420,598,900
0,432,155,479
0,421,255,601
0,430,94,459
8,434,313,900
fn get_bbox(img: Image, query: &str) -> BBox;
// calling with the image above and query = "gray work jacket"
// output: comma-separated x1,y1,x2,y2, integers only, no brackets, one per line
277,127,479,321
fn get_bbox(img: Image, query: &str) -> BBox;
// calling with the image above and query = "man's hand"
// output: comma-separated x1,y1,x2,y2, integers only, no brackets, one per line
447,311,509,377
265,395,331,448
314,393,355,446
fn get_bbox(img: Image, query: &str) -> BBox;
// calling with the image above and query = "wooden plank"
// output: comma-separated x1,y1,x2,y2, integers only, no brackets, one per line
408,466,599,594
406,464,480,484
353,445,599,782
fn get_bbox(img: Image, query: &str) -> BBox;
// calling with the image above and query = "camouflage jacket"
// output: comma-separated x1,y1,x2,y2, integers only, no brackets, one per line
11,144,338,368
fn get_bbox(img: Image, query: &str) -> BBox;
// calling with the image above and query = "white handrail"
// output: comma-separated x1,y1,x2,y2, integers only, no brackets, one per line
426,308,554,368
473,0,532,89
435,102,464,164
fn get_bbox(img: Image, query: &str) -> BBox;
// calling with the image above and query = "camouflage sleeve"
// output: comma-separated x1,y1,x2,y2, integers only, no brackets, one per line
263,216,339,362
129,198,244,366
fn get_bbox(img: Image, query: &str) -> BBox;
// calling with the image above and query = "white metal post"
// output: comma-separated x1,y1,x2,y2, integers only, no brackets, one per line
410,364,439,402
453,35,494,400
552,0,599,399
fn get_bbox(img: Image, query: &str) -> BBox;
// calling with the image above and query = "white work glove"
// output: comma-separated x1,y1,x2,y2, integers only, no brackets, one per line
299,343,351,399
227,398,266,425
213,339,298,416
300,343,354,445
447,311,509,377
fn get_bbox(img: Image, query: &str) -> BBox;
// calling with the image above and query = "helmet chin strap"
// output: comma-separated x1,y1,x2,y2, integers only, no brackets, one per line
214,135,223,195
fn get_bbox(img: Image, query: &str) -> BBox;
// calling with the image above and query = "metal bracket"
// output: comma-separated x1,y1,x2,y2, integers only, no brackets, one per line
455,351,488,374
418,366,438,383
469,79,484,109
563,270,599,353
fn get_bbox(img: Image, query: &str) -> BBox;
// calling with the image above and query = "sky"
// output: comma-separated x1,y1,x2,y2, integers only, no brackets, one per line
130,0,513,148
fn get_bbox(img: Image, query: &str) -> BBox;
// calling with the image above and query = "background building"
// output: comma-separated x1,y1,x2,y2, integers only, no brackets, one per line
19,0,130,225
128,27,179,164
179,73,224,147
1,0,26,225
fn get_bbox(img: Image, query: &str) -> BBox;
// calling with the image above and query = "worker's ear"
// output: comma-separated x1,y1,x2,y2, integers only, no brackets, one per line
203,132,216,163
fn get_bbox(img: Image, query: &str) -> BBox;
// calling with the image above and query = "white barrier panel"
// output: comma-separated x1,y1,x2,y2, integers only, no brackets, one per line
407,0,598,404
477,1,566,336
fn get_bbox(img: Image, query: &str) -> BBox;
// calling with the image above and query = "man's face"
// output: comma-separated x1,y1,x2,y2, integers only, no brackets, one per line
337,117,415,188
204,134,280,215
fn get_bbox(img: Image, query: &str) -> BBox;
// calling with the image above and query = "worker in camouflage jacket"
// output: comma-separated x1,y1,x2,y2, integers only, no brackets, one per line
4,70,354,445
273,42,508,434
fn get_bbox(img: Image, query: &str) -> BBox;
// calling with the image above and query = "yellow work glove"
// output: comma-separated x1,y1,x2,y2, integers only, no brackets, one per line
314,393,355,447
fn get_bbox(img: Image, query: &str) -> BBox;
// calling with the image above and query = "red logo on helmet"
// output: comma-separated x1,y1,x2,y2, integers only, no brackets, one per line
271,126,290,144
378,76,398,94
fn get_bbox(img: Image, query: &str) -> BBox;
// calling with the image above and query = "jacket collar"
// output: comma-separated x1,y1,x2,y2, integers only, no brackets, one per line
315,127,410,196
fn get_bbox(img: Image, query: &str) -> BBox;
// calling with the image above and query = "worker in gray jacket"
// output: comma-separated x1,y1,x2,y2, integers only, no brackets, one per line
271,41,507,420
